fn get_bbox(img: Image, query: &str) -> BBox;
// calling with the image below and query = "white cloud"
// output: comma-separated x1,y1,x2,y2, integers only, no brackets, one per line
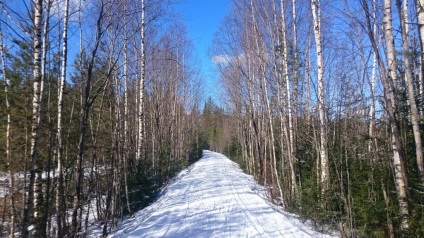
51,0,91,20
211,54,232,65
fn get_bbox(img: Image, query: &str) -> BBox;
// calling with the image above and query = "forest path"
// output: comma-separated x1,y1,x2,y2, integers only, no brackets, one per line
109,151,333,238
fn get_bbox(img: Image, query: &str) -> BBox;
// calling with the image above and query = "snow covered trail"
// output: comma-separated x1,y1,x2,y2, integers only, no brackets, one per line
109,151,334,238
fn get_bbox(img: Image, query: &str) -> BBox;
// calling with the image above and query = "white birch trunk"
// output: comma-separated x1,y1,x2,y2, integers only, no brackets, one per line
381,0,410,229
363,0,410,229
56,0,69,236
32,0,49,224
306,36,311,125
137,0,146,161
397,0,424,183
123,0,131,213
311,0,329,192
1,19,15,238
415,0,424,114
369,0,377,153
280,0,297,197
22,0,43,236
291,0,299,166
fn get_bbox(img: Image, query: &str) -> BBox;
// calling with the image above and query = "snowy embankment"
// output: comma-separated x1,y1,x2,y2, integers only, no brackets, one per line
108,151,335,238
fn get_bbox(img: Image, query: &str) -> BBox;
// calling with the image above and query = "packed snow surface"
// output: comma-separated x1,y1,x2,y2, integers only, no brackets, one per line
109,151,333,238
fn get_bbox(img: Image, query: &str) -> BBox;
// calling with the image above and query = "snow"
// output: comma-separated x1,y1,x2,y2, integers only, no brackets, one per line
0,167,107,198
108,151,335,238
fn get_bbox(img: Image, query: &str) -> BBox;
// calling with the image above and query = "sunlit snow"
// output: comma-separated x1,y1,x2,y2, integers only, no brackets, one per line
108,151,334,238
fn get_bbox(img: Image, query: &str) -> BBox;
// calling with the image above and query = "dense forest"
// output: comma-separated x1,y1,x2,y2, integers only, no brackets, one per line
210,0,424,237
1,0,424,237
0,0,209,237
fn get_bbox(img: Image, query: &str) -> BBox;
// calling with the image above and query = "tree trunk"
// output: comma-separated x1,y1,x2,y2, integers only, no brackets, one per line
311,0,329,193
34,1,51,235
382,0,410,229
415,0,424,115
57,0,70,236
137,0,146,161
397,0,424,183
369,0,377,154
71,3,106,236
362,0,410,230
291,0,299,182
123,0,131,213
22,0,43,236
0,18,15,238
280,0,297,198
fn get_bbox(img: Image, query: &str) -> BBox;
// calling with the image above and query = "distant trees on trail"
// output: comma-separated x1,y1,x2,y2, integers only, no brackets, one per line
212,0,424,237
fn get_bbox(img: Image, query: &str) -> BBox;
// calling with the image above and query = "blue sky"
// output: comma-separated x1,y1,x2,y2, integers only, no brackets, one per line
6,0,230,105
174,0,232,104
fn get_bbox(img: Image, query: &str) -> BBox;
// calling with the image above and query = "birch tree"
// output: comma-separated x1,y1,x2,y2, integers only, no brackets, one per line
279,0,297,198
56,0,70,236
382,0,409,229
0,17,15,237
415,0,424,115
396,0,424,184
137,0,146,161
71,1,111,235
362,0,410,230
35,1,51,235
368,0,378,153
21,0,43,236
311,0,329,193
123,0,132,214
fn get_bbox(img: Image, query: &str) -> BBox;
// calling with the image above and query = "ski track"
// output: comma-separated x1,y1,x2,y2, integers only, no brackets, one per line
108,151,335,238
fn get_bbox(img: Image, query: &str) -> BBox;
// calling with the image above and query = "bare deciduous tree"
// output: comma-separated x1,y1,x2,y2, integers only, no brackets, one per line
22,0,43,236
311,0,329,193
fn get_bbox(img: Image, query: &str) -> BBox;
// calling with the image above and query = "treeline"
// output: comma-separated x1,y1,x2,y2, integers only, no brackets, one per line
211,0,424,237
0,0,206,237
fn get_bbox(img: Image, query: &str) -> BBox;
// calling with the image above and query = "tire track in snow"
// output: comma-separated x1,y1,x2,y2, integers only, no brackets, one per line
223,160,265,237
109,151,335,238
